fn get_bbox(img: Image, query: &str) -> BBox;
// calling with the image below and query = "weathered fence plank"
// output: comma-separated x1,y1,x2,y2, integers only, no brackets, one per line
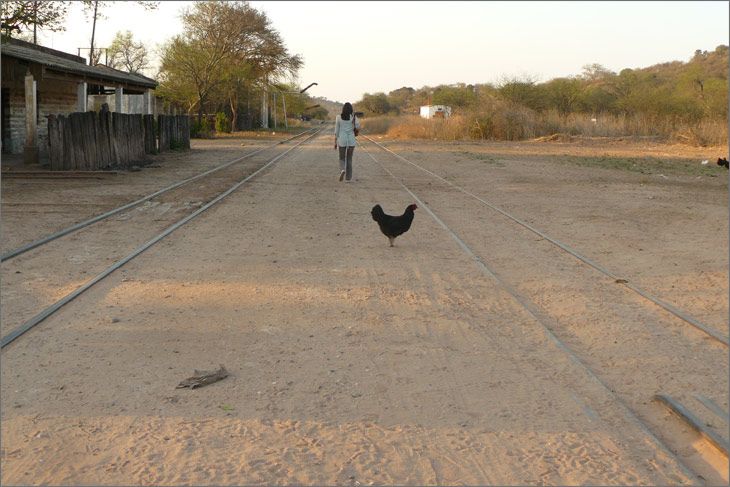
98,111,111,167
47,115,62,170
134,115,145,161
182,117,190,149
157,114,190,152
158,115,169,152
83,112,98,170
67,113,79,170
90,112,102,169
46,111,190,171
61,115,73,170
143,114,156,154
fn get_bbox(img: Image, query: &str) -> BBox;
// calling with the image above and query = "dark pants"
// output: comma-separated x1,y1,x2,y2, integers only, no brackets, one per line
338,145,354,180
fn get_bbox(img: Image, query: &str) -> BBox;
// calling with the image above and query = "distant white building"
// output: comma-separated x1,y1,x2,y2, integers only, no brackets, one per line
420,105,452,119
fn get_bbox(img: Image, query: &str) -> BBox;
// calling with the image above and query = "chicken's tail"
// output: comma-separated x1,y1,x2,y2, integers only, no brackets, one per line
371,204,385,222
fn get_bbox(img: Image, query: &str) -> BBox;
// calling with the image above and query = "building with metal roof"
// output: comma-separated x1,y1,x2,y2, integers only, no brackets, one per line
1,37,157,162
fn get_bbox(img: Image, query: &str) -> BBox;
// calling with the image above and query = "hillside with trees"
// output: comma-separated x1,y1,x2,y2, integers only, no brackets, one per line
355,45,728,145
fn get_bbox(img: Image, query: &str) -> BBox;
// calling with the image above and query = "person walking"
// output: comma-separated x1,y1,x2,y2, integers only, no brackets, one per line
334,102,361,182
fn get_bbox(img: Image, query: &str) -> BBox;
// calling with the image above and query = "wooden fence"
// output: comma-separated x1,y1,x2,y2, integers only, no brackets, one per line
47,113,190,171
143,114,155,155
158,115,190,152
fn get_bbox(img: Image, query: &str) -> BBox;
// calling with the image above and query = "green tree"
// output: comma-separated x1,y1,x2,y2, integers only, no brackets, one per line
581,63,615,82
702,77,728,119
158,1,301,124
273,82,312,121
576,64,618,114
386,87,415,114
156,37,208,115
82,1,158,65
358,92,391,115
312,107,328,120
432,83,477,108
220,63,255,131
215,111,231,133
107,30,149,74
1,1,68,41
543,77,582,116
497,76,544,111
577,85,617,114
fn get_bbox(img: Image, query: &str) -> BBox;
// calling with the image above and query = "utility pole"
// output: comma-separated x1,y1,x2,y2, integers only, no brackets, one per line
282,95,287,130
275,82,317,130
32,0,38,44
89,0,99,65
260,80,268,129
273,91,277,130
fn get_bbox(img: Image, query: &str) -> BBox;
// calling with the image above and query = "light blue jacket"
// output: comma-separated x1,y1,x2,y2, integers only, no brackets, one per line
335,114,361,147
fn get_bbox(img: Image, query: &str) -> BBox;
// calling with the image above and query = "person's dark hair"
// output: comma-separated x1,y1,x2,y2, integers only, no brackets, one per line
341,102,353,121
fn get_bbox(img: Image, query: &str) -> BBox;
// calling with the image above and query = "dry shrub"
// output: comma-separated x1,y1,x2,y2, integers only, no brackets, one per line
386,115,469,140
530,113,727,145
284,118,307,128
360,116,397,135
364,99,727,146
465,99,539,140
385,116,430,139
669,120,728,147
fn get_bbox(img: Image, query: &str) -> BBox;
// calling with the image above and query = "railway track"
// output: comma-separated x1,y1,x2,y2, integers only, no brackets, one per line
1,128,317,262
1,128,725,483
0,127,323,348
362,135,727,347
357,135,728,483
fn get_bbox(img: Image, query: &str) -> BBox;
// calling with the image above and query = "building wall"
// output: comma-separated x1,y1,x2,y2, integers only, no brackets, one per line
89,94,169,116
419,105,452,119
2,57,157,160
12,89,164,156
88,94,144,114
36,78,78,157
5,88,25,154
2,64,77,156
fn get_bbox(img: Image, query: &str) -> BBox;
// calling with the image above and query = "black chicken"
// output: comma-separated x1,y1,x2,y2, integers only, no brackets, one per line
371,203,417,247
717,158,729,169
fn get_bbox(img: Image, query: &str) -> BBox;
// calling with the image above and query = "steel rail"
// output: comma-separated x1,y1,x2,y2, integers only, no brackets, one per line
655,394,730,457
0,129,323,349
358,142,701,483
362,135,729,347
1,128,316,262
693,393,730,425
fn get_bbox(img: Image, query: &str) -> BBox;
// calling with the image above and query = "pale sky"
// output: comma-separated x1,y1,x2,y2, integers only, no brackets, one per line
34,1,729,103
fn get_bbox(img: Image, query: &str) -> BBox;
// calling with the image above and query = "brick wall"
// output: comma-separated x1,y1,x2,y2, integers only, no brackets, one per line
37,79,77,158
4,78,78,157
6,89,25,154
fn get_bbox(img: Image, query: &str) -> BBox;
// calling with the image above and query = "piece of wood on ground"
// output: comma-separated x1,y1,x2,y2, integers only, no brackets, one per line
176,365,229,389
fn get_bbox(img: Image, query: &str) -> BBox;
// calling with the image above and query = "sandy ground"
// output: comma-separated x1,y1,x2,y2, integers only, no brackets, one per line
0,131,728,485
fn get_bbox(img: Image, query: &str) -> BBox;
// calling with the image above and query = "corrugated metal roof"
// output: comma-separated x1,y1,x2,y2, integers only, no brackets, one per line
1,40,157,89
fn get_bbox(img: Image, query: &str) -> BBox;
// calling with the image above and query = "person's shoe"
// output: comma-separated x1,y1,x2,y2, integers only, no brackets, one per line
339,170,345,181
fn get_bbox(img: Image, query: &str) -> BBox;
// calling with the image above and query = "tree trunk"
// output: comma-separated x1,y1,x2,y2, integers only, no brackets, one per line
32,0,37,44
89,0,99,65
197,94,204,125
246,87,250,130
230,94,238,132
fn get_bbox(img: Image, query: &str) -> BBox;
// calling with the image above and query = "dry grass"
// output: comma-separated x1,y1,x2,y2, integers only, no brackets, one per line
361,108,728,147
362,115,470,140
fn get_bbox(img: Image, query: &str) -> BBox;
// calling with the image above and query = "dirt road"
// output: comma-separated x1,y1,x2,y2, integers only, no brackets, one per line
1,132,727,485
